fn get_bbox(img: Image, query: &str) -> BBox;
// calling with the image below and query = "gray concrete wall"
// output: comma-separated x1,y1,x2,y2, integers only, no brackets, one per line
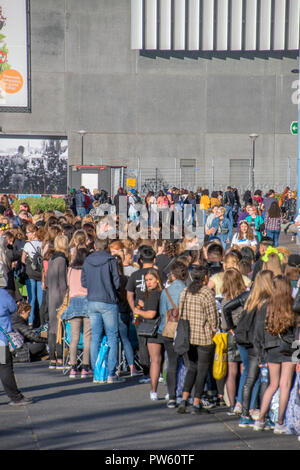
0,0,299,192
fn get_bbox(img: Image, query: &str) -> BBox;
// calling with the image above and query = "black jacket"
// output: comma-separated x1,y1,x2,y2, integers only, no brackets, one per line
253,303,297,363
223,191,235,207
222,291,249,331
11,313,47,344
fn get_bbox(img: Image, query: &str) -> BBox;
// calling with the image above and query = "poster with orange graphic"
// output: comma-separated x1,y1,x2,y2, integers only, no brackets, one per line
0,1,29,110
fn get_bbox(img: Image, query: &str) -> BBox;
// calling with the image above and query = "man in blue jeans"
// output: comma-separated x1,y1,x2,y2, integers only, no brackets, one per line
75,186,87,219
81,238,123,383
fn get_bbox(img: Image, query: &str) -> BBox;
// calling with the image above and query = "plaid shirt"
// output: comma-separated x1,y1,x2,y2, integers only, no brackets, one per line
264,214,283,231
179,287,219,346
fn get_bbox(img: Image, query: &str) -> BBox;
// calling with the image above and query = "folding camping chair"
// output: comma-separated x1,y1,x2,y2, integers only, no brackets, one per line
62,320,84,375
116,321,143,376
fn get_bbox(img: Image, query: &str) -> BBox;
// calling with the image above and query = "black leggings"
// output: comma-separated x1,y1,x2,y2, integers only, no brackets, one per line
163,337,180,400
183,344,215,399
242,355,269,417
0,347,23,402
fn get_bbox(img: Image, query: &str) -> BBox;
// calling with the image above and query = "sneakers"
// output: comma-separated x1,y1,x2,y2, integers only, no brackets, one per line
227,406,236,416
131,368,142,377
216,397,226,407
250,409,260,421
233,402,242,415
191,405,210,415
264,419,275,431
139,376,151,384
253,420,265,431
239,416,255,428
48,361,56,370
55,361,64,370
200,397,215,409
69,368,80,378
150,391,158,401
167,400,176,409
9,396,34,406
80,368,93,378
177,400,187,414
273,423,289,435
190,405,202,415
158,375,165,384
107,375,125,384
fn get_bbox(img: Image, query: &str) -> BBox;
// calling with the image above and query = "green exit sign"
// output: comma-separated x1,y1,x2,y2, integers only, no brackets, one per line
291,121,298,135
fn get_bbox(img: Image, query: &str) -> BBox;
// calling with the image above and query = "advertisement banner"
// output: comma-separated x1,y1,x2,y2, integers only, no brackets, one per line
0,0,30,111
0,135,68,195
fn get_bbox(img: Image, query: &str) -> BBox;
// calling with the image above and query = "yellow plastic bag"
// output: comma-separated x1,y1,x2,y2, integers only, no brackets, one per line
212,332,228,380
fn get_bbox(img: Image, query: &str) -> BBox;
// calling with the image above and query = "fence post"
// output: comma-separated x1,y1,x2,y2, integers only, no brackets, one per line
287,158,291,187
211,160,215,193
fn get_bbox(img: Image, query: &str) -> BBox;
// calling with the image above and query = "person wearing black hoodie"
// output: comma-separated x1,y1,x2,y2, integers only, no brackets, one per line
81,238,121,383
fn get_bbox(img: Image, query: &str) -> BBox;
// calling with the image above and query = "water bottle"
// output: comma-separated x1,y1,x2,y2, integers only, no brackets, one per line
260,364,269,384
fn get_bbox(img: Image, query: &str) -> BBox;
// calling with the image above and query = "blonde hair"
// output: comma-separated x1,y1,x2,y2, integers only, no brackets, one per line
244,270,274,314
224,252,240,270
262,252,283,276
69,230,87,249
82,215,94,226
277,246,291,265
221,268,246,301
54,234,69,258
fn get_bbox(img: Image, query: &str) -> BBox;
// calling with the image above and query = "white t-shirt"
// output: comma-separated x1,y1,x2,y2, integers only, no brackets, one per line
231,233,257,247
123,265,138,277
294,215,300,231
23,240,42,259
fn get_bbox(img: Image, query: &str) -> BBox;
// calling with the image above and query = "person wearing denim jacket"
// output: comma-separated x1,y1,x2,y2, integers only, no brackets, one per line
159,261,188,408
210,207,233,250
0,288,33,405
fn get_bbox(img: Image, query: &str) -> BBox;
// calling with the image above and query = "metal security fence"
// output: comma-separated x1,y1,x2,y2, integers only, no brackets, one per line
125,158,297,196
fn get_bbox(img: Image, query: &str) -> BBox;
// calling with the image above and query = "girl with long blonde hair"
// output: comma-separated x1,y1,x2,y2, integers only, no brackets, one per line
237,270,274,427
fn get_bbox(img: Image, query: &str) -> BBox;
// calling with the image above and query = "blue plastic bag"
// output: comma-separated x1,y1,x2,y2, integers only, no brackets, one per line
176,356,187,399
94,336,109,382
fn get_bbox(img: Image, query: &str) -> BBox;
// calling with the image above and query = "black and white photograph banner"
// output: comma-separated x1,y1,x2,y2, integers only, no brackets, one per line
0,135,68,195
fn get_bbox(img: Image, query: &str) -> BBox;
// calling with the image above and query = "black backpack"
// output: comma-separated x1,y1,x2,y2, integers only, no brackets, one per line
235,308,256,348
27,243,43,274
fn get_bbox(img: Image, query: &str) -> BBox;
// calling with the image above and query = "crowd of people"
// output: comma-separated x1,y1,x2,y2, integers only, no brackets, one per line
0,186,299,443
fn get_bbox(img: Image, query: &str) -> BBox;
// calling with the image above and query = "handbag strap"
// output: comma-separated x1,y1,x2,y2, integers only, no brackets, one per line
165,288,177,310
179,289,189,320
0,325,16,350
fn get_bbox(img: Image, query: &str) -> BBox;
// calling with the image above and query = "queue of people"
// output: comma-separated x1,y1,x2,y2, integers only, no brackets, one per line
0,189,299,445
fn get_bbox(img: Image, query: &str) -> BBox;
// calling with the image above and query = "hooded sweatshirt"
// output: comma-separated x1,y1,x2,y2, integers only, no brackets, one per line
81,250,120,304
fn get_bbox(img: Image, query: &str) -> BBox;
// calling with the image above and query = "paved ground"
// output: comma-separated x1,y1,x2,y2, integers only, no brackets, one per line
276,231,299,254
0,361,299,451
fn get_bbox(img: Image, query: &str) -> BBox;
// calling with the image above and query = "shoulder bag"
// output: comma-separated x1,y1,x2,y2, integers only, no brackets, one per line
0,325,24,353
162,289,180,339
173,290,190,356
137,315,161,337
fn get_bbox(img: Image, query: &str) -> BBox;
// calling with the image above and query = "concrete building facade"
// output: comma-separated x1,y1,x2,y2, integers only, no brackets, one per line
1,0,299,193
